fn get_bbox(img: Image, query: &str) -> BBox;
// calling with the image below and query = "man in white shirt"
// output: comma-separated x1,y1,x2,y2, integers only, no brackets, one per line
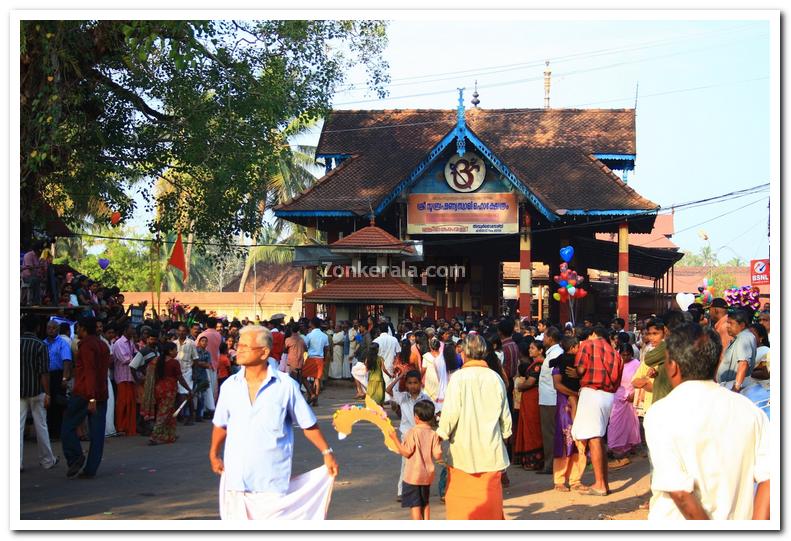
373,322,401,394
538,327,562,475
535,319,548,341
645,322,770,520
174,324,199,424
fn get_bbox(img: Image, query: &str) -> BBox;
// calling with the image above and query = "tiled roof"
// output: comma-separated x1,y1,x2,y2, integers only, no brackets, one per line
331,225,415,253
222,262,303,293
595,213,677,249
276,108,655,216
303,275,435,305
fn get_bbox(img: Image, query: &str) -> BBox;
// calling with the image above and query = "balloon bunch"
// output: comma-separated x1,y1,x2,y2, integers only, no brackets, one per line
552,246,587,326
724,286,761,311
696,277,715,304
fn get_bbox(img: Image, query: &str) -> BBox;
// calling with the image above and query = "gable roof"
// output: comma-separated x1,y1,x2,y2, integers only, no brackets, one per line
303,275,435,305
275,108,655,217
331,224,415,254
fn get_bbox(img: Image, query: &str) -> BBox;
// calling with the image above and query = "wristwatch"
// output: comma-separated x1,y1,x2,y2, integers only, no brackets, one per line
321,447,334,456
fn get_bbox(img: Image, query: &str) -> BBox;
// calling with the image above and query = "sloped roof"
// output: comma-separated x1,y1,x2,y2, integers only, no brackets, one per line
276,108,656,217
331,224,415,254
303,275,435,305
222,262,302,294
595,213,677,249
573,236,684,280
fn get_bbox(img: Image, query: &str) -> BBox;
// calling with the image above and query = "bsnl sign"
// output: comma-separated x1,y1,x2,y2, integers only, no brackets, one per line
750,259,770,286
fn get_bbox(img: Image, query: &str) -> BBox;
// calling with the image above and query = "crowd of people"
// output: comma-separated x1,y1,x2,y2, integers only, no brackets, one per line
20,292,771,521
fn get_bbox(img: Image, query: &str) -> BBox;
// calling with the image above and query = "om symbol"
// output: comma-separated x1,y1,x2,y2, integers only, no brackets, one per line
445,153,486,192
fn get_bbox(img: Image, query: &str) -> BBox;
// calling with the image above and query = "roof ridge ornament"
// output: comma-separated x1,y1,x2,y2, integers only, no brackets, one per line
456,88,466,157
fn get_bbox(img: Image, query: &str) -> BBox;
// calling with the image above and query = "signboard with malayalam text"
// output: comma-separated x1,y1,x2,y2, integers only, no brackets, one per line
406,192,518,235
750,259,770,286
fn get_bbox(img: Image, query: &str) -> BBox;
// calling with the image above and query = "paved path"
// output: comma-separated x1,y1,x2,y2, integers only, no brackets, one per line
20,380,650,521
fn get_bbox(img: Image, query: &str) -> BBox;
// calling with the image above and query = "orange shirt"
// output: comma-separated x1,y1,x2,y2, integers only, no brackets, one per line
401,424,443,486
217,354,231,379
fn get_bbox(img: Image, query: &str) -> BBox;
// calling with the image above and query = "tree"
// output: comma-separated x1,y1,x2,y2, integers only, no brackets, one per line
53,230,152,291
21,20,389,249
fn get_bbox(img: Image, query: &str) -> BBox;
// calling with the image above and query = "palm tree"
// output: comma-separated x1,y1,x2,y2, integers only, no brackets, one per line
699,245,717,268
237,117,322,292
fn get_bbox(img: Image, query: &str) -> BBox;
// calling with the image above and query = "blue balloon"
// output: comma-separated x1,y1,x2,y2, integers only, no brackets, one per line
559,280,568,287
560,246,575,263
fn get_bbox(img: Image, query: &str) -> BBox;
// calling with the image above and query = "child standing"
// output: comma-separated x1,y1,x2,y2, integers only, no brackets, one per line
387,370,431,502
389,400,442,520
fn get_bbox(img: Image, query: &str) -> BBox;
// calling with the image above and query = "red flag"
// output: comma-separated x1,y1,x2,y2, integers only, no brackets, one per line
168,232,188,283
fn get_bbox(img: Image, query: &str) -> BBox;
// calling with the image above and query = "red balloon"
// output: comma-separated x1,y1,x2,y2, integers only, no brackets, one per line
110,211,122,225
576,288,588,299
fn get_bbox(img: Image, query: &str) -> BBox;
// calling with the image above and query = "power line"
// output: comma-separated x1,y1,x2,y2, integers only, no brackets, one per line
335,21,764,92
319,75,768,135
69,183,769,249
333,30,768,106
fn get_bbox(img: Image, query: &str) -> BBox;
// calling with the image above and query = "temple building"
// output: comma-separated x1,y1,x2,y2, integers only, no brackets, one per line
275,90,682,328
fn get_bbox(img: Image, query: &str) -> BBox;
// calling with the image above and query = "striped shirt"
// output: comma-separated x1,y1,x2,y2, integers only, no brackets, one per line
21,332,49,398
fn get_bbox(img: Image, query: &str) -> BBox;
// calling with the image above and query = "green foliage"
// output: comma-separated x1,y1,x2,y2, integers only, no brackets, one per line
21,20,390,248
54,233,152,291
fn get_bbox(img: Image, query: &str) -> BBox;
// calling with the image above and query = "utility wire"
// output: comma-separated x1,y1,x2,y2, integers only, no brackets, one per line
335,21,764,92
70,183,769,249
320,75,769,134
333,31,768,106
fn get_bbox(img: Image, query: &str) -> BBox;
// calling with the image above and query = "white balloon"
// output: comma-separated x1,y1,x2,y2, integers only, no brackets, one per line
675,292,696,312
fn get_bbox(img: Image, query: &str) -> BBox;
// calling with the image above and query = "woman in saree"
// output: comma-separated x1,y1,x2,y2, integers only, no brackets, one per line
145,342,192,446
364,342,391,406
514,340,545,471
606,343,642,463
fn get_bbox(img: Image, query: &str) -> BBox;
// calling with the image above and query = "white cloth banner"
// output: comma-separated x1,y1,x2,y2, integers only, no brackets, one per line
219,466,334,520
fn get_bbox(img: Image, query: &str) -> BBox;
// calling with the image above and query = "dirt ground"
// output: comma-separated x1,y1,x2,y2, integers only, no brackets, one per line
19,380,650,521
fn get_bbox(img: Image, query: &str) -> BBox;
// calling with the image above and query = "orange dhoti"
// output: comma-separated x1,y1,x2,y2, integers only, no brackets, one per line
115,381,137,436
302,357,324,380
445,467,504,520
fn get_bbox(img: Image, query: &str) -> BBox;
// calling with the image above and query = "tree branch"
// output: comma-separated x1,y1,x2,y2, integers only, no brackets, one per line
89,68,177,123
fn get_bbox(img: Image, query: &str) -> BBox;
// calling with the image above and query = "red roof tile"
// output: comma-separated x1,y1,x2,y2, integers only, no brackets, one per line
595,213,677,249
303,275,435,305
276,108,655,216
331,225,415,253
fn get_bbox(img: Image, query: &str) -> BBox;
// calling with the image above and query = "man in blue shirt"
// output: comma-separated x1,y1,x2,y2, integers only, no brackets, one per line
44,320,72,440
209,325,338,519
303,318,330,405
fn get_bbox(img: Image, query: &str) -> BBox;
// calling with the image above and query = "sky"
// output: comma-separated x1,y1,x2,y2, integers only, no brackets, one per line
293,17,773,264
124,16,774,264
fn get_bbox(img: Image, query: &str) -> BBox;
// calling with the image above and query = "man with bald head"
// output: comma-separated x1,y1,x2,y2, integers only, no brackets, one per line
209,325,338,520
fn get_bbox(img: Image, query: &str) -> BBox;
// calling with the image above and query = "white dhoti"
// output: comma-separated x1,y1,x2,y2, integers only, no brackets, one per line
105,375,117,436
177,369,193,395
205,369,217,412
329,342,344,379
351,361,368,391
571,387,615,441
219,466,334,520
